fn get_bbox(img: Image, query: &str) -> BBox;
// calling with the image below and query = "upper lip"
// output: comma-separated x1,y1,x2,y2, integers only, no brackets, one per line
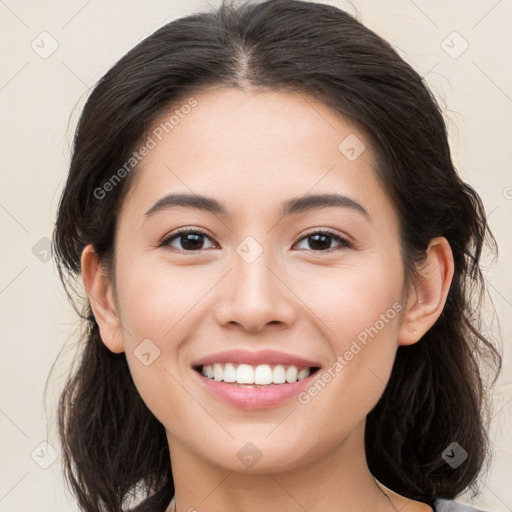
191,349,322,369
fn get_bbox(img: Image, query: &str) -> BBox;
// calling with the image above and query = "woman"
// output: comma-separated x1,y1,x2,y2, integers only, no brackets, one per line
51,1,502,511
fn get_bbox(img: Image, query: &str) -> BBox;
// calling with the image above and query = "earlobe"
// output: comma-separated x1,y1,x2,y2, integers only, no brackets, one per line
80,244,125,354
398,237,454,346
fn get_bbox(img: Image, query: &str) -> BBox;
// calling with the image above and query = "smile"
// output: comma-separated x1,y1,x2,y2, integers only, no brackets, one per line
195,363,319,385
190,349,322,409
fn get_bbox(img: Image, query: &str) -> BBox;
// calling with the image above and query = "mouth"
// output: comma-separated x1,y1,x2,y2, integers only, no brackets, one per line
192,363,321,387
191,362,322,410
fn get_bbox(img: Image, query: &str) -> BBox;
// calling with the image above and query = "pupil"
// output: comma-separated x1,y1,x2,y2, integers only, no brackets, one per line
309,234,330,250
181,233,203,250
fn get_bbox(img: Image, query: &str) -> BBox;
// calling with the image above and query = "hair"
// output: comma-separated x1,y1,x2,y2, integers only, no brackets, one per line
51,0,502,511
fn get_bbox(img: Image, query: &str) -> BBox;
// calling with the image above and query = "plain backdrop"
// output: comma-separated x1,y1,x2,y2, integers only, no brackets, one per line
0,0,511,510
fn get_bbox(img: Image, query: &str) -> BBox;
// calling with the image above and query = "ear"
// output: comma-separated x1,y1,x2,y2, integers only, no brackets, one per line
80,244,125,353
398,237,454,346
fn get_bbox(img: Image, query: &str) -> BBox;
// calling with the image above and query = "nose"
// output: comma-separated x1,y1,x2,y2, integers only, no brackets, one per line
214,247,297,333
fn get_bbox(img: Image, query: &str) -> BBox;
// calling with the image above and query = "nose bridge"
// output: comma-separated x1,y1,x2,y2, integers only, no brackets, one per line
236,244,276,302
215,235,295,331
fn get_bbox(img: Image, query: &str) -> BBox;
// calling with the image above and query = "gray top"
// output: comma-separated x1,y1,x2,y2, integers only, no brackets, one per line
434,497,486,511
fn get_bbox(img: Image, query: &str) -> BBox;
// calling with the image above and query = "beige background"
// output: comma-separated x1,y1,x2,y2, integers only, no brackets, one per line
0,0,511,510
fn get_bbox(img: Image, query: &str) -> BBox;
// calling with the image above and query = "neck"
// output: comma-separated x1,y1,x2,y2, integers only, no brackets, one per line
166,420,397,512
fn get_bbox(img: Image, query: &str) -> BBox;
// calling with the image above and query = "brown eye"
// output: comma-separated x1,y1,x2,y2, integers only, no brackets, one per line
294,230,352,252
161,228,216,252
160,228,352,253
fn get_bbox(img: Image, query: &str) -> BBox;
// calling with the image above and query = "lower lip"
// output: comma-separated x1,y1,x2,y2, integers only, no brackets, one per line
192,368,319,410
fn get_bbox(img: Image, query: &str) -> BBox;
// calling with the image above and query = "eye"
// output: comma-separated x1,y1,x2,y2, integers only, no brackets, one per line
160,227,352,253
294,229,352,252
160,227,217,252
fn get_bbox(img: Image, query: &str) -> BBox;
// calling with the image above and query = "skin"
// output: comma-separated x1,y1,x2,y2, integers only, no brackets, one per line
81,87,454,512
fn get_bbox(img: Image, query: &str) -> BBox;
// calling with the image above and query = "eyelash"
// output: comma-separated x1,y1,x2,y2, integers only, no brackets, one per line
159,227,353,253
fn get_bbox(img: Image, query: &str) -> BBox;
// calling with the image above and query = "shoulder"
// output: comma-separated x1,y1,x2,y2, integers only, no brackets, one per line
434,497,488,512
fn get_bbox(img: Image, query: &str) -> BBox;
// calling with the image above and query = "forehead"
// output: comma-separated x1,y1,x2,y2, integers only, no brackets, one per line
119,87,396,229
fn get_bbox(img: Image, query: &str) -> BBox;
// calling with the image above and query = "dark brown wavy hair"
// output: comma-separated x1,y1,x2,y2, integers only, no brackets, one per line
50,0,502,510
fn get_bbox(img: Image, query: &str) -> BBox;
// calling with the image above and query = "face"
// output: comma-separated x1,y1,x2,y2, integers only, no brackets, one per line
108,87,409,473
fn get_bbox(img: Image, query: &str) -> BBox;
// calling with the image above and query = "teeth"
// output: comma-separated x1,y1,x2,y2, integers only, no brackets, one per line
213,363,223,381
223,363,236,383
297,368,310,381
273,365,286,384
237,364,254,384
286,365,298,383
254,364,273,384
200,363,313,385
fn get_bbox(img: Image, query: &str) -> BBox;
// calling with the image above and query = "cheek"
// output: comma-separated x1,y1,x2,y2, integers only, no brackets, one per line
113,259,222,424
115,256,215,344
292,255,404,343
124,352,195,436
114,267,195,422
294,257,404,410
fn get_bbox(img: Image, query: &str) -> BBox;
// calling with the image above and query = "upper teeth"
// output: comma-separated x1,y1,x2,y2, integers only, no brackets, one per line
201,363,312,385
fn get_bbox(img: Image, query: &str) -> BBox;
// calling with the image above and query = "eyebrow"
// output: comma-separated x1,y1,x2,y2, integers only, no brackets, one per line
144,192,370,221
